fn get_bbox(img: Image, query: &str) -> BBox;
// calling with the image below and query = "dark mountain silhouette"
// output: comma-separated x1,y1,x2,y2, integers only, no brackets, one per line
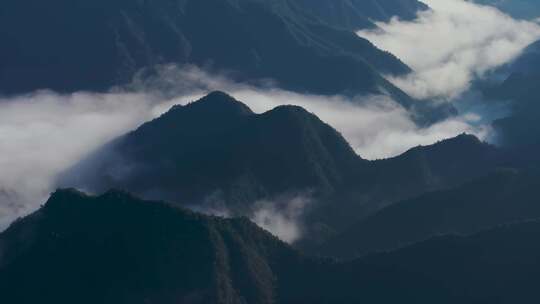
0,189,441,304
60,92,505,245
484,40,540,147
365,133,501,207
3,189,540,303
311,134,505,233
318,167,540,258
0,0,424,109
362,219,540,303
0,189,296,304
60,91,363,215
486,40,540,101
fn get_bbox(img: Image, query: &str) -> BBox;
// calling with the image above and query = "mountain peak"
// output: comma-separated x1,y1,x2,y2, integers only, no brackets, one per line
184,91,255,116
44,188,144,213
264,104,313,118
438,133,482,145
130,91,254,138
60,92,362,213
404,133,487,155
46,188,89,204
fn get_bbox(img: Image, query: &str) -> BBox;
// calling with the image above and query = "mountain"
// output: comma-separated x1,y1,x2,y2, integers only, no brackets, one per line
484,40,540,147
3,189,540,303
365,133,501,207
362,219,540,303
0,189,323,304
486,40,540,101
60,92,505,245
60,91,364,215
295,0,428,31
0,189,441,304
318,167,540,258
474,0,540,20
503,40,540,76
0,0,423,109
308,134,505,236
493,99,540,147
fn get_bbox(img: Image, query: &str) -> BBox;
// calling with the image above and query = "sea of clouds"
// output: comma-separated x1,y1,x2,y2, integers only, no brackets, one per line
1,0,538,242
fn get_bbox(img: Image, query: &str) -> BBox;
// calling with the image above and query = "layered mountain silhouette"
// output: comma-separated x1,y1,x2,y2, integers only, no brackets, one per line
60,92,506,245
0,0,425,108
3,189,540,303
318,167,540,258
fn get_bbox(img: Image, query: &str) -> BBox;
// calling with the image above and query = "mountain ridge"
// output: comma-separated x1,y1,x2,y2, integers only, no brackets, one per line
483,39,540,147
3,188,540,303
59,91,506,247
318,166,540,259
0,0,422,108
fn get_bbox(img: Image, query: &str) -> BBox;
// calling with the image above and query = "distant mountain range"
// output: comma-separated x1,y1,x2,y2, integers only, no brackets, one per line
318,167,540,258
3,188,540,303
0,0,426,108
59,91,509,247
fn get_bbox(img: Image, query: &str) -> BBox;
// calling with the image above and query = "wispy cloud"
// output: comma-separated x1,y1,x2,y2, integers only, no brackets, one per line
359,0,540,100
250,196,310,244
0,90,166,228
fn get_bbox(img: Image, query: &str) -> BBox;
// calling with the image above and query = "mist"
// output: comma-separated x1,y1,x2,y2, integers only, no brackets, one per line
189,190,310,244
0,66,489,230
0,90,168,228
359,0,540,100
250,196,310,244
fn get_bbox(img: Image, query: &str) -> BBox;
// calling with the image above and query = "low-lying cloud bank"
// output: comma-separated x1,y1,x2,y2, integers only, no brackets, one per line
0,90,165,228
0,66,489,231
359,0,540,100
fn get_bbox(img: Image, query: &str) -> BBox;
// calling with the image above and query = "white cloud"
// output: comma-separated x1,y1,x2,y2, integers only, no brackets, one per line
0,90,167,228
250,196,310,244
358,0,540,99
